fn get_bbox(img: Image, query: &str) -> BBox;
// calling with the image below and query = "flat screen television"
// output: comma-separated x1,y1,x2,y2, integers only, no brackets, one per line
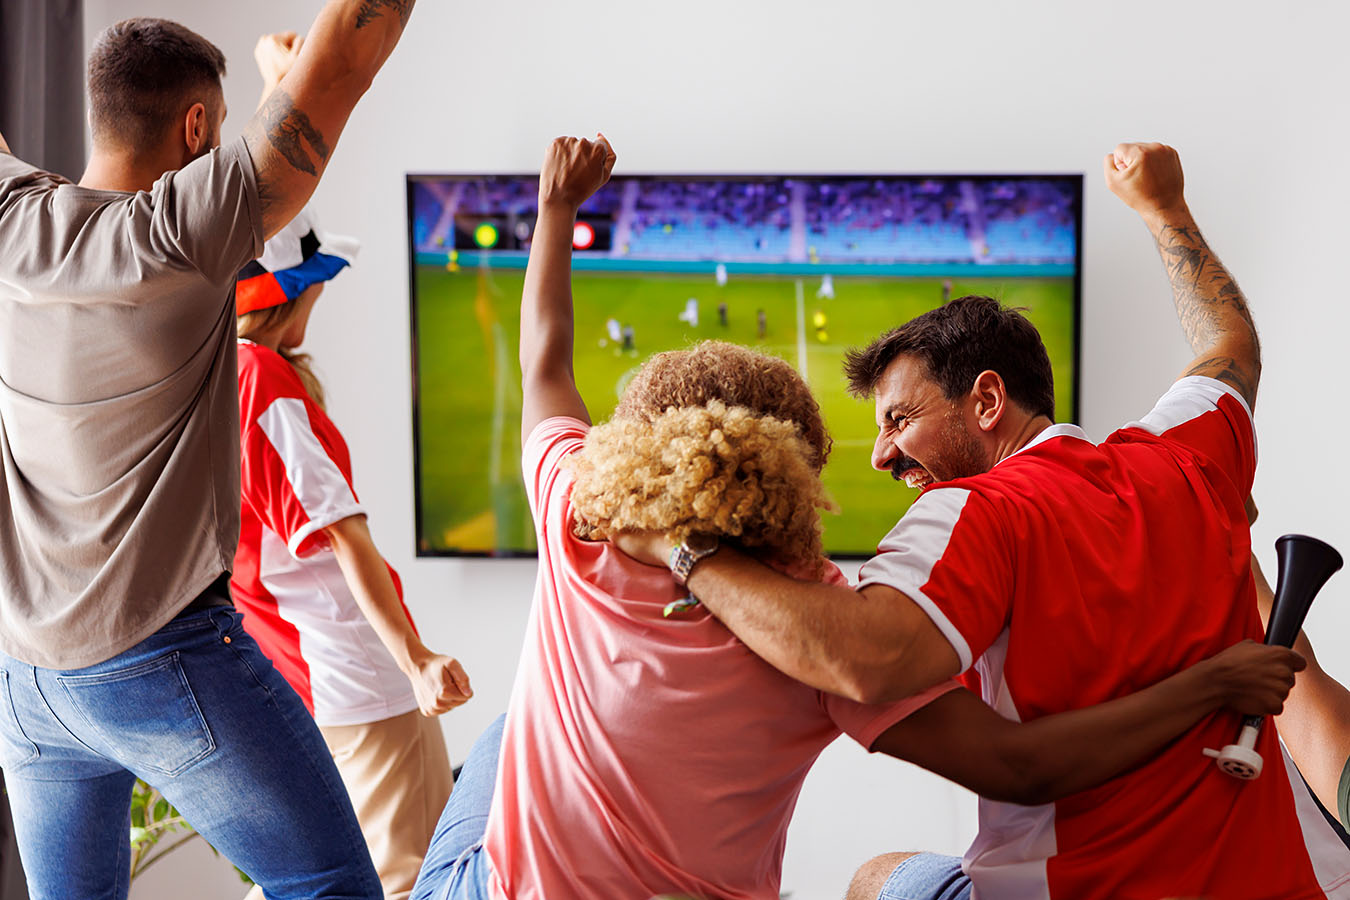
408,172,1082,557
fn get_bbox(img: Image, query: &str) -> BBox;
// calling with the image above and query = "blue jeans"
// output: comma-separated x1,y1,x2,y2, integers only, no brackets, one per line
410,714,504,900
877,853,971,900
0,605,381,900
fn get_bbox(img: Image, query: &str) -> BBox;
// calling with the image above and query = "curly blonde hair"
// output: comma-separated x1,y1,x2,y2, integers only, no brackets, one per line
566,341,835,574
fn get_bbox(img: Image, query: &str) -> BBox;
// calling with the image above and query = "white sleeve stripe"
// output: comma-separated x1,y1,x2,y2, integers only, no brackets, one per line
1129,375,1257,462
256,396,361,535
901,585,973,673
287,505,366,560
856,487,976,673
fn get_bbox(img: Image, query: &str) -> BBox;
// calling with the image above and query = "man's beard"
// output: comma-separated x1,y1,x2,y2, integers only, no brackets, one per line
888,409,988,487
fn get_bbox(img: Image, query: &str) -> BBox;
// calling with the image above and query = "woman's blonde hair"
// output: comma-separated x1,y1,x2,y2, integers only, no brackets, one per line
567,341,835,574
237,301,326,409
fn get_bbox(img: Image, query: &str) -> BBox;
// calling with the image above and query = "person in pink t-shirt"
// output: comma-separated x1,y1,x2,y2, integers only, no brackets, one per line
407,136,1304,900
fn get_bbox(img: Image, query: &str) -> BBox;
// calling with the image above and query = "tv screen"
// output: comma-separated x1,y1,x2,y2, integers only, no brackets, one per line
408,173,1082,557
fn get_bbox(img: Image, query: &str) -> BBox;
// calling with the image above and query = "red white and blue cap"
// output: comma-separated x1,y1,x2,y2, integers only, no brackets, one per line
236,208,360,316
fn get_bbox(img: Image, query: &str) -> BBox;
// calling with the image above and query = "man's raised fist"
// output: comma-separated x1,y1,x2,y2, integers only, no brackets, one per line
1103,141,1188,220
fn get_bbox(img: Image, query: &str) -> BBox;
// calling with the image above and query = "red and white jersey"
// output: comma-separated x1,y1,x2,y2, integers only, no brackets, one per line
858,376,1350,900
232,340,417,726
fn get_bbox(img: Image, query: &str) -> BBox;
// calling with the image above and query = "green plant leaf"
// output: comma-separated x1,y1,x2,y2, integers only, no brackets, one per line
129,826,150,847
153,798,170,821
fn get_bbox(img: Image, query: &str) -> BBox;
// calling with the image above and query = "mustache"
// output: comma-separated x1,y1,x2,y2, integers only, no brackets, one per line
889,453,923,482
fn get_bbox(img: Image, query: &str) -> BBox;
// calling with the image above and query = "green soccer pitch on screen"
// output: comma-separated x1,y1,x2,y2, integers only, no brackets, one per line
407,173,1082,557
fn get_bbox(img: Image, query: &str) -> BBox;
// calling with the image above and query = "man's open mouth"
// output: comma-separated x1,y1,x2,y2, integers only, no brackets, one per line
901,466,934,488
891,458,934,488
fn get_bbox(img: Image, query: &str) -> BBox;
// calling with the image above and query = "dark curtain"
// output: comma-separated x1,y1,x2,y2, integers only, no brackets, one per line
0,0,85,179
0,2,81,895
0,773,26,900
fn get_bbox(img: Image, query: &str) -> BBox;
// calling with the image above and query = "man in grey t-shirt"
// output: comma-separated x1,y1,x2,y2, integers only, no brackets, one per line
0,5,419,898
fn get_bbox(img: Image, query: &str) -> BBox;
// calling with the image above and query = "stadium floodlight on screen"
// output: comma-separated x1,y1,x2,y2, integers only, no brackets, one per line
407,173,1082,558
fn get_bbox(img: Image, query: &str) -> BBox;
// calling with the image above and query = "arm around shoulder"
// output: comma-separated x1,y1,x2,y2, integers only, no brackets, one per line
874,640,1302,805
676,544,961,703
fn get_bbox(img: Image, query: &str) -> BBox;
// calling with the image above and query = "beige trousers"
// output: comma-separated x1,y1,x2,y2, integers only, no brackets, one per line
244,709,454,900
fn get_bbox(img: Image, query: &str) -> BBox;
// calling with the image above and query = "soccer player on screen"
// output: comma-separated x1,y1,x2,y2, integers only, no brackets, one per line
817,272,835,299
407,135,1304,900
614,143,1350,899
679,296,700,328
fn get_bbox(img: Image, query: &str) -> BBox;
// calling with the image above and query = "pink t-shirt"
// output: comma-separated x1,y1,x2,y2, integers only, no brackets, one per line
482,417,957,900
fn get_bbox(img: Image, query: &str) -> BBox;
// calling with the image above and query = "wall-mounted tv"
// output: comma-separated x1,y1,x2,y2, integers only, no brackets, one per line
408,172,1082,557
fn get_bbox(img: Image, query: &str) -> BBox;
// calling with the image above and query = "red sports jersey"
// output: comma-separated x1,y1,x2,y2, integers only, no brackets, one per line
232,340,418,726
858,377,1350,899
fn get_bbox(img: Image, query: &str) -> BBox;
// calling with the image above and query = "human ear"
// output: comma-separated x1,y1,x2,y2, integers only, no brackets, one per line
183,102,208,155
971,370,1007,433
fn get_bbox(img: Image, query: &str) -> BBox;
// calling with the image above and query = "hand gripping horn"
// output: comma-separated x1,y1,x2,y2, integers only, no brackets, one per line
1204,534,1343,779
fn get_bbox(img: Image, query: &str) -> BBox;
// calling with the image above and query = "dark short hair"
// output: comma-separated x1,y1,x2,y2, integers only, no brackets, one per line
843,295,1056,420
88,18,227,149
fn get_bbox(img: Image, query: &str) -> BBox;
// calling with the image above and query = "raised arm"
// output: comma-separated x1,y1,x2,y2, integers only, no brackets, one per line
242,0,415,239
519,135,615,440
877,640,1303,805
611,537,960,703
1105,142,1261,409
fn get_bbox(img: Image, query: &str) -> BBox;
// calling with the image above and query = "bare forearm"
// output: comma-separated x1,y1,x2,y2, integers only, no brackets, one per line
688,548,954,702
1148,208,1261,406
520,203,578,381
884,645,1293,805
327,517,427,673
879,672,1220,805
243,1,414,237
997,665,1223,802
0,131,9,154
324,0,414,79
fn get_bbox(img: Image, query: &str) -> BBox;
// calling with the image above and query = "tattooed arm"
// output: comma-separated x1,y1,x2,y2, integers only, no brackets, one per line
1104,142,1261,408
242,0,415,239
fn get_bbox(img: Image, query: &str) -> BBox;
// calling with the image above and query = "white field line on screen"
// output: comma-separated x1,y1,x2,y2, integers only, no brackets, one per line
794,278,808,380
489,320,508,488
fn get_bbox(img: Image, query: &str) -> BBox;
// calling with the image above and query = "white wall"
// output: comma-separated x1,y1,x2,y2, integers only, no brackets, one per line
76,2,1350,898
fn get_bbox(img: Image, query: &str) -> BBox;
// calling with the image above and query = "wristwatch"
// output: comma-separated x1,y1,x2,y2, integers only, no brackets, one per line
669,534,720,587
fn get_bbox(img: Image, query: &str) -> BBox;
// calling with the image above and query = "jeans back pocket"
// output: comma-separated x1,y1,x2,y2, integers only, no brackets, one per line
58,651,215,777
0,669,39,772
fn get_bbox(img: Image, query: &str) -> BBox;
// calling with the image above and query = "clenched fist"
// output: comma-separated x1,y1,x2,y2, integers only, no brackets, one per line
539,134,616,212
1103,142,1188,222
255,31,303,91
409,652,473,717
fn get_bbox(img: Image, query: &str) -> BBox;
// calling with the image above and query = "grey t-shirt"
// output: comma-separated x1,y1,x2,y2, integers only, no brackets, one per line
0,138,263,668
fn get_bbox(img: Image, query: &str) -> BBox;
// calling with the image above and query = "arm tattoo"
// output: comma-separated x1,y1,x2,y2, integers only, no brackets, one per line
254,89,330,178
1184,356,1256,406
355,0,414,28
1154,222,1260,405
